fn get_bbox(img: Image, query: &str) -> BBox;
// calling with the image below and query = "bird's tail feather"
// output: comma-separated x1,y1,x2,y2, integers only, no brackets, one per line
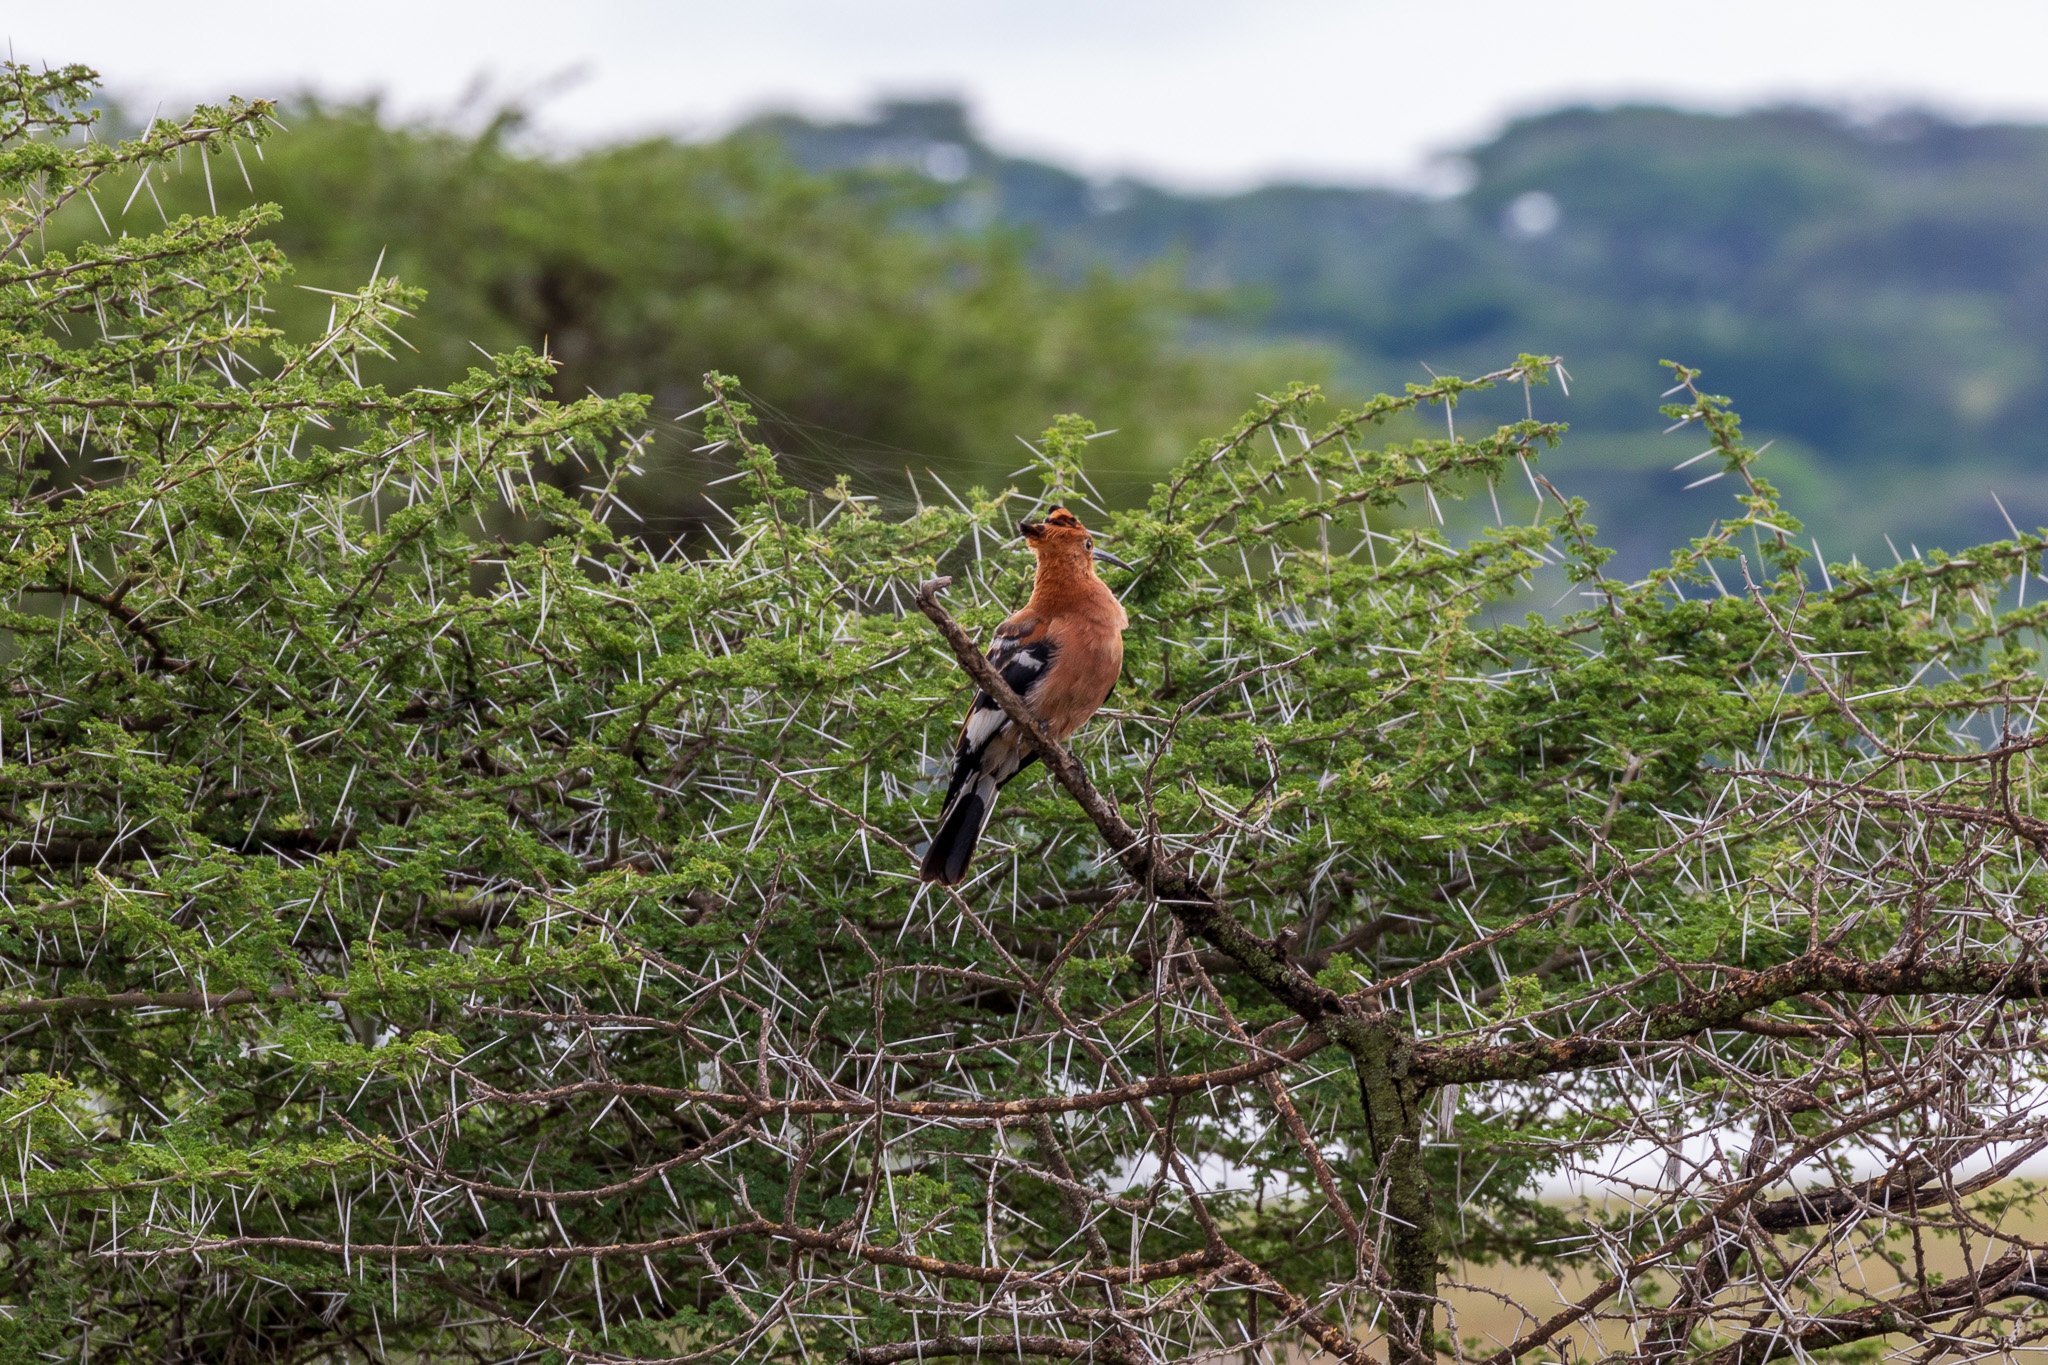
920,777,995,885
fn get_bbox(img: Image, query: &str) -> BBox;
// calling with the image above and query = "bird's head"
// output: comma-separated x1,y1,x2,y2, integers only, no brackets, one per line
1018,506,1130,571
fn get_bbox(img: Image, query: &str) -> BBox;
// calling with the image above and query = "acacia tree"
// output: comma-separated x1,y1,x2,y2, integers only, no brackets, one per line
8,61,2048,1365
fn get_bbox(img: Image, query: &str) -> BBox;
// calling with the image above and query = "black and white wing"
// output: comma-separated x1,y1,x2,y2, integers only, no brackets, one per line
918,619,1056,884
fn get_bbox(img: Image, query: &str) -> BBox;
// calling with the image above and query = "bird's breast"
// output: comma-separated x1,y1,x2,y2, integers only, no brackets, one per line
1036,625,1123,742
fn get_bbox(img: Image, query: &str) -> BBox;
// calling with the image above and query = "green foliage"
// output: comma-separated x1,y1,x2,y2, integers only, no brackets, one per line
6,63,2048,1365
51,94,1280,533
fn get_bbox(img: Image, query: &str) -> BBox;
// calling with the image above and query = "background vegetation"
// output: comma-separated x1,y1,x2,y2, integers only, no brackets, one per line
768,98,2048,570
70,94,1298,536
78,84,2048,571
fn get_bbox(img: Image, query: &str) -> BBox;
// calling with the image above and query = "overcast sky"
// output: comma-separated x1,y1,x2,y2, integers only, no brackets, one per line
10,0,2048,190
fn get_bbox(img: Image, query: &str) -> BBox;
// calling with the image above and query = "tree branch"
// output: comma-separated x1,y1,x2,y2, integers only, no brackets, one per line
848,1335,1096,1363
912,576,1355,1032
1415,949,2048,1085
0,985,334,1018
915,574,1421,1365
1698,1251,2048,1365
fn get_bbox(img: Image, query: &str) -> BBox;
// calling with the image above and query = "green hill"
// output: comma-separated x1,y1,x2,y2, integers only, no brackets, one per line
757,98,2048,570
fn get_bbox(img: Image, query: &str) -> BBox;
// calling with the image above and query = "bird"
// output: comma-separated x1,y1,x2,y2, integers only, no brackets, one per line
919,506,1129,885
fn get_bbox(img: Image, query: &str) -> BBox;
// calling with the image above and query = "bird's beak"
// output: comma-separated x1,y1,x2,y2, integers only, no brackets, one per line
1091,547,1133,571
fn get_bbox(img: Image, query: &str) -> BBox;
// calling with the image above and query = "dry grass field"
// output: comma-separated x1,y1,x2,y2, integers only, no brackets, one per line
1268,1183,2048,1363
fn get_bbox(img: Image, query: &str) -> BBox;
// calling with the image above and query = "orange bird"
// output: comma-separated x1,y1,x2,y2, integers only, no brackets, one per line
919,507,1129,885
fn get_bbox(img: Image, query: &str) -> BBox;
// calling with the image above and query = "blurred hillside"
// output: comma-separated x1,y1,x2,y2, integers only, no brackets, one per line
757,98,2048,569
80,89,2048,567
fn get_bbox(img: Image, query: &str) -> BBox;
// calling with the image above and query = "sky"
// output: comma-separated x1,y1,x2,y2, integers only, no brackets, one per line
10,0,2048,190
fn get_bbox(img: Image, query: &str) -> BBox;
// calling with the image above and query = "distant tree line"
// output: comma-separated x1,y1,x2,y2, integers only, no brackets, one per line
85,84,2048,568
770,98,2048,567
63,91,1299,536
